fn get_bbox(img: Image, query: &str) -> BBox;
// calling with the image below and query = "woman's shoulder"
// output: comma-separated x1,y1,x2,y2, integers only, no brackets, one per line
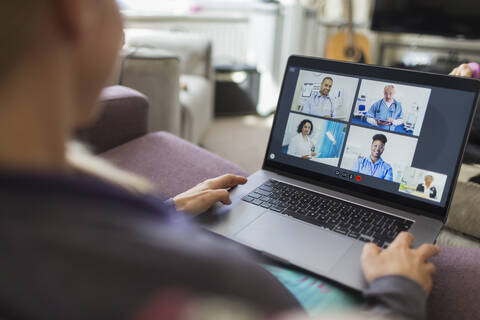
291,133,301,140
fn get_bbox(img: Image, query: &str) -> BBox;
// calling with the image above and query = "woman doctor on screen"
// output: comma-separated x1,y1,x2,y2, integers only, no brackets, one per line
287,119,318,159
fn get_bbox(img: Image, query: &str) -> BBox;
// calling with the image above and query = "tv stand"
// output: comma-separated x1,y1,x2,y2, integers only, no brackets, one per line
378,41,480,75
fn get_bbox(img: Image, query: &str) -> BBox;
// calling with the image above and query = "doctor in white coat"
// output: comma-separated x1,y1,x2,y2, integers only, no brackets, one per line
287,119,318,159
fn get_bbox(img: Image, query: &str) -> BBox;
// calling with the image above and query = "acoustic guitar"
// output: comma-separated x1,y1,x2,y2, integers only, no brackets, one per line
324,0,371,64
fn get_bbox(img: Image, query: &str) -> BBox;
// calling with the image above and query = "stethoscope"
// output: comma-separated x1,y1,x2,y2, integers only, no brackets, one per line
380,100,400,116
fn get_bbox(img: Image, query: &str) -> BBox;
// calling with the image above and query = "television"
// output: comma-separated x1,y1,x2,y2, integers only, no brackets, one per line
371,0,480,39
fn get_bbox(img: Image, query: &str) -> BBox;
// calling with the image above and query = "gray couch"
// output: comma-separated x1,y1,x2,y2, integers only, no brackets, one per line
108,29,214,145
80,85,480,320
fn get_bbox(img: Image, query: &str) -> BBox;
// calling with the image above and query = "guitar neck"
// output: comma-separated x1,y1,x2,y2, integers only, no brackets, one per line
345,0,354,47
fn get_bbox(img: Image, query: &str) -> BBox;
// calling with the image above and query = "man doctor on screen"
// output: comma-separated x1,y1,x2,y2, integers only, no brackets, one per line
303,77,335,118
352,133,393,181
366,85,403,131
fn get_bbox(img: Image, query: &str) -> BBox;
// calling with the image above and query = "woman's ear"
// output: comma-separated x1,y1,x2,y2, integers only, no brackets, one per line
51,0,95,42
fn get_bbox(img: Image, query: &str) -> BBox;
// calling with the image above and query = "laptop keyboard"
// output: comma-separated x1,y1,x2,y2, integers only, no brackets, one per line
242,179,413,248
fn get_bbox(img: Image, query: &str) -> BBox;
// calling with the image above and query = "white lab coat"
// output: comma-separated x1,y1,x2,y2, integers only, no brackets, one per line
287,133,314,157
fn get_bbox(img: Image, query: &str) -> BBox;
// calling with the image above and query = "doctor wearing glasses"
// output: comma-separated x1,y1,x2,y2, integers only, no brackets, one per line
352,133,393,181
287,119,318,159
366,85,403,131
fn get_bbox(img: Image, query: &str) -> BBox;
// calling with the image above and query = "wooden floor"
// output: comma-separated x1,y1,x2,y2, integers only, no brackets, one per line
201,115,273,174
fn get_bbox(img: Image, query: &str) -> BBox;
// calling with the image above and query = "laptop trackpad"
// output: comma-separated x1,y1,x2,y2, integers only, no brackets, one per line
235,211,353,273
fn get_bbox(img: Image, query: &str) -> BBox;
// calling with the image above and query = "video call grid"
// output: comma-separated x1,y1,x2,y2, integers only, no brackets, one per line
279,69,443,201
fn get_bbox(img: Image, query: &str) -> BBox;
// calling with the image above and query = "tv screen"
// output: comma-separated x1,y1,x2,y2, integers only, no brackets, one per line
371,0,480,39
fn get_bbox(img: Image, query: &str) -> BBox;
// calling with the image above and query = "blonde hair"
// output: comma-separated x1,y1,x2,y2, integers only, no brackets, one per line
66,141,157,195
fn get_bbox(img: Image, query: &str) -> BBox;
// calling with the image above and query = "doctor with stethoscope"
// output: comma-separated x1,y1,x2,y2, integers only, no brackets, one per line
287,119,318,159
366,85,404,131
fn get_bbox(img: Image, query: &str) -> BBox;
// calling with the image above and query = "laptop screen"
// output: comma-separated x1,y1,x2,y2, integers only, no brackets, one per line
264,56,480,219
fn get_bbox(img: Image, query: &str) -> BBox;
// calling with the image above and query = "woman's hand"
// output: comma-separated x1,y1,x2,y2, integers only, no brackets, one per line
361,232,439,294
450,63,473,78
173,174,248,215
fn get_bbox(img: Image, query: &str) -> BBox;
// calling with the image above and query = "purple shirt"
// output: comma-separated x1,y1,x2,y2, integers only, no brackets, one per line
469,62,480,79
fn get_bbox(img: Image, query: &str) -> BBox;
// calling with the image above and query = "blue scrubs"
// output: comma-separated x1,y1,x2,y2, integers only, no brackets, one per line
366,99,403,131
353,156,393,181
303,93,334,117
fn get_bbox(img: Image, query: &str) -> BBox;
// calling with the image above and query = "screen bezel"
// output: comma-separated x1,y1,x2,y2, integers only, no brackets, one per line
263,55,480,222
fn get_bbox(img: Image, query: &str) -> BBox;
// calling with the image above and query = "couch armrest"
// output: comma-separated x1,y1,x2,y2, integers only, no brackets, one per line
446,180,480,239
118,47,181,135
75,86,149,154
99,131,248,199
428,247,480,320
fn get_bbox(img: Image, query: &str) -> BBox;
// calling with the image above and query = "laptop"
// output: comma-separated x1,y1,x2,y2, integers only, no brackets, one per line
201,56,480,291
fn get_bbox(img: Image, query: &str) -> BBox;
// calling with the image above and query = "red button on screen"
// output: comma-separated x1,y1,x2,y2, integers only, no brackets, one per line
355,175,362,181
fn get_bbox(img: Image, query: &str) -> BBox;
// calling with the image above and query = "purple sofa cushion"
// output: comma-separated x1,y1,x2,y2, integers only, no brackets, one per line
76,86,149,154
427,246,480,320
100,131,248,199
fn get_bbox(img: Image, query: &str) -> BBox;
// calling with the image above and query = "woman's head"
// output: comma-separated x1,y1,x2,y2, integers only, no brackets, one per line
0,1,50,81
297,119,313,136
0,0,123,128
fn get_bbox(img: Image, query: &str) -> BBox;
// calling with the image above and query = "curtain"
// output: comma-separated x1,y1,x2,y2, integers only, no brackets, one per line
318,121,345,158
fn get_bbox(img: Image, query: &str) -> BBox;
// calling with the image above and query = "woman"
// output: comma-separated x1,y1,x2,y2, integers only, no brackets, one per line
0,1,438,319
287,119,318,159
416,175,437,199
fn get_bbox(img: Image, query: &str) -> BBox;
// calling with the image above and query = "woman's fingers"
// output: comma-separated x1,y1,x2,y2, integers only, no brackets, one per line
389,232,414,249
449,64,473,77
415,244,440,261
425,262,437,275
192,189,231,208
361,242,381,261
205,189,232,205
173,175,248,214
205,174,248,189
449,67,459,75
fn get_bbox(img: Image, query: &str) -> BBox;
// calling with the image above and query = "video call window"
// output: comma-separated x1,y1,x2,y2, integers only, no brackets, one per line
398,167,447,203
282,113,347,167
340,126,418,182
290,70,359,122
352,80,431,136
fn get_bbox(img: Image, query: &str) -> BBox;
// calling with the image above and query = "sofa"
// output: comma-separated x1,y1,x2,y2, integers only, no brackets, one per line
108,28,215,145
78,85,480,320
